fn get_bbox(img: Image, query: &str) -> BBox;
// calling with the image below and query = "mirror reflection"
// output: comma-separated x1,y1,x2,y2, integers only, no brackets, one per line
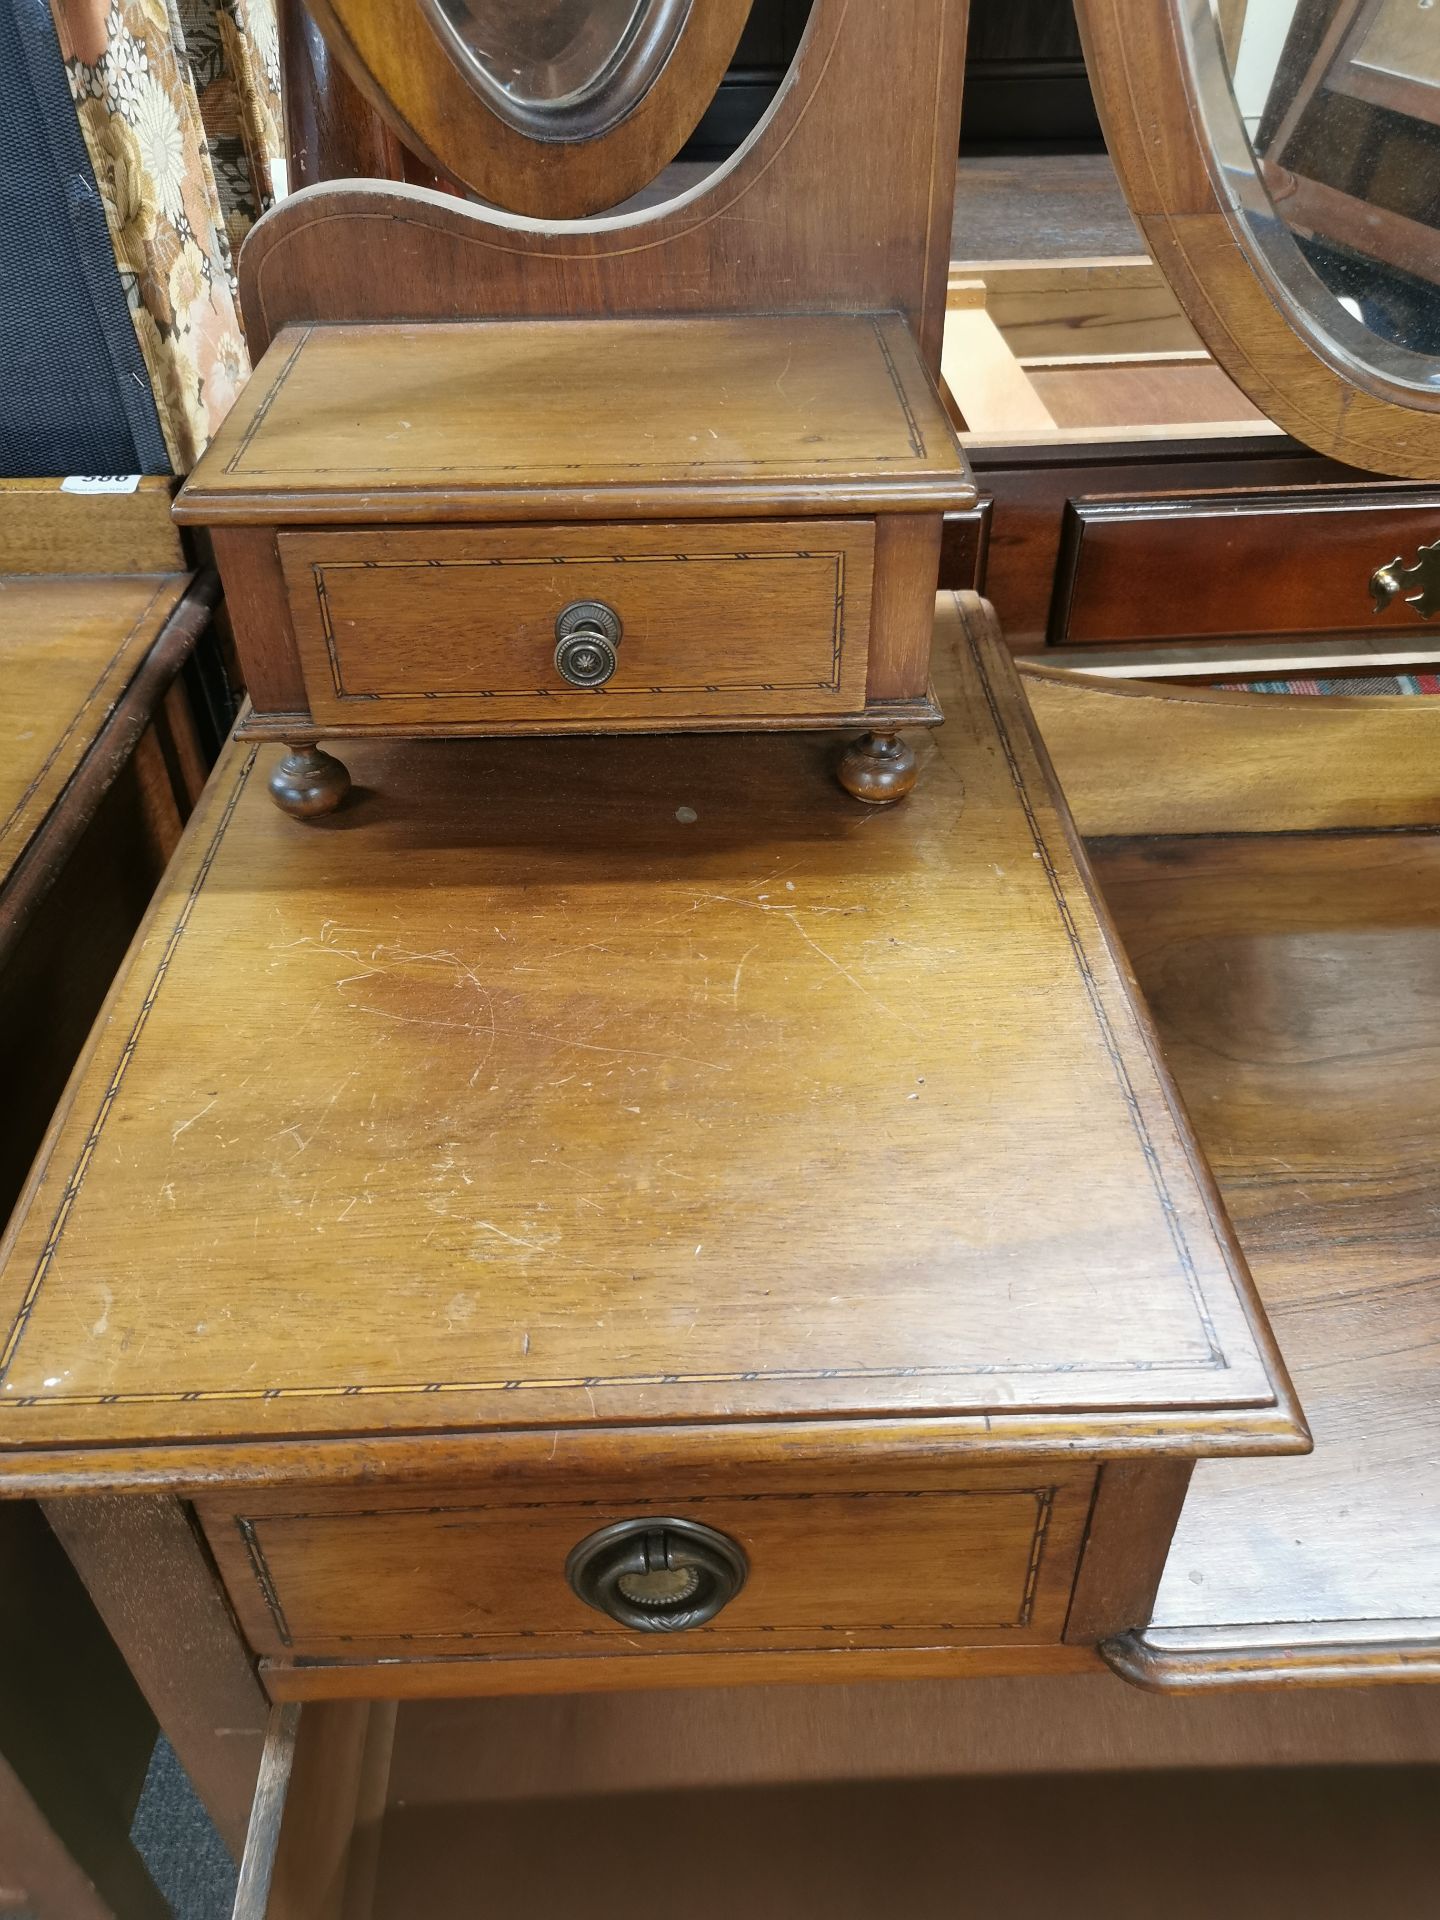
422,0,692,138
1190,0,1440,390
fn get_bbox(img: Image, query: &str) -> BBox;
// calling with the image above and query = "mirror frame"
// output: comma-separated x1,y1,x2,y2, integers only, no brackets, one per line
306,0,755,218
1076,0,1440,479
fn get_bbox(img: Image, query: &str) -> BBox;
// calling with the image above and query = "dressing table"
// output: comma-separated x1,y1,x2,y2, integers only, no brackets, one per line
2,2,1437,1911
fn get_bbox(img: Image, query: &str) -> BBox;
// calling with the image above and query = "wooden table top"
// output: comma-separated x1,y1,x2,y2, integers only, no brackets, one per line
174,315,973,526
0,572,190,888
1096,831,1440,1680
0,599,1300,1488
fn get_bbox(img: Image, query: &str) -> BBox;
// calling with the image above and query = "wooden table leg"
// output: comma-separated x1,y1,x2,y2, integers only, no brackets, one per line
44,1495,269,1859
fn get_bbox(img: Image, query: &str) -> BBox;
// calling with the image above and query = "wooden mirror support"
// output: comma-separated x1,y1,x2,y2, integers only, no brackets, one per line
305,0,757,217
1076,0,1440,479
176,0,974,819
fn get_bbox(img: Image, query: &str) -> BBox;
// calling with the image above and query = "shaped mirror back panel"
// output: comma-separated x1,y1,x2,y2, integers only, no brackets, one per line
241,0,968,368
1077,0,1440,477
307,0,759,216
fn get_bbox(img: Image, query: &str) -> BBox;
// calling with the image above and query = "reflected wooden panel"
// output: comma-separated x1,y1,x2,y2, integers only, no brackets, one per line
1019,662,1440,835
1092,830,1440,1686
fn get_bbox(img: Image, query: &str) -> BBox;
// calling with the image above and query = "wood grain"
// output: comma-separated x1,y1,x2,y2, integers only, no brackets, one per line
1050,489,1440,647
1019,664,1440,835
0,480,181,576
865,515,945,703
0,574,190,885
951,257,1202,358
1092,832,1440,1685
232,1701,395,1920
381,1672,1440,1797
307,0,752,216
44,1496,269,1856
199,1472,1091,1664
281,520,875,726
176,315,972,526
0,596,1298,1468
1063,1460,1193,1643
235,2,969,371
263,1643,1100,1702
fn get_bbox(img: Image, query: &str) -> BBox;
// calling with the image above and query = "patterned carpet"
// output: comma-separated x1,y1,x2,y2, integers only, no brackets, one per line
1216,674,1440,695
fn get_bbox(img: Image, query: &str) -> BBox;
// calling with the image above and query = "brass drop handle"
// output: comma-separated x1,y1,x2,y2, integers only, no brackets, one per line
565,1517,747,1632
1370,539,1440,619
554,600,622,687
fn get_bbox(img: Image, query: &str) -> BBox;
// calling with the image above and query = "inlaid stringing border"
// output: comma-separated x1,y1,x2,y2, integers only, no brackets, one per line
234,1487,1059,1648
308,549,848,703
221,317,940,480
0,617,1234,1410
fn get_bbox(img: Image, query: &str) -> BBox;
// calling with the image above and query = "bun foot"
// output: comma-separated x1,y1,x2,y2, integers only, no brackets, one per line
836,731,917,807
269,744,352,820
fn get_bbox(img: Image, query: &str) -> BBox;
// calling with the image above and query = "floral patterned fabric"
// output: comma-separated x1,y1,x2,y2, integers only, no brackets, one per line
48,0,281,468
178,0,282,251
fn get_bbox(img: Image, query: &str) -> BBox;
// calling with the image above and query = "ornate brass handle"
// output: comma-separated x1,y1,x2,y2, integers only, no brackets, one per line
565,1517,747,1631
1370,539,1440,619
554,600,622,687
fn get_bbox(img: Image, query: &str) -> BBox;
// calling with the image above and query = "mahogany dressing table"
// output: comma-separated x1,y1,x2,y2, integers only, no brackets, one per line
8,0,1440,1903
0,600,1307,1896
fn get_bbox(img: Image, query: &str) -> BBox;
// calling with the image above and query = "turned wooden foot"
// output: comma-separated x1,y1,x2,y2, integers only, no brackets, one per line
268,743,351,820
836,731,917,806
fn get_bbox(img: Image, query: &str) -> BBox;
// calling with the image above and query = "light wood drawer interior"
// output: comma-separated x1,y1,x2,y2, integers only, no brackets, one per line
280,520,875,726
202,1474,1092,1673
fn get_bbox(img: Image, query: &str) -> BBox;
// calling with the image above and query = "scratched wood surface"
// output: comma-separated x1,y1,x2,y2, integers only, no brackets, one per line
175,316,972,528
0,574,190,885
0,598,1297,1470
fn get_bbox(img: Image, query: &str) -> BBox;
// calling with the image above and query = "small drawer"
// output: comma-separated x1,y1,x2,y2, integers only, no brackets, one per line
279,520,875,727
1050,491,1440,647
201,1473,1093,1682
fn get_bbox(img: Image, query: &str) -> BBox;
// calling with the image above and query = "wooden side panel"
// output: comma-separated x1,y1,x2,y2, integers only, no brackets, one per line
233,1702,396,1920
867,515,944,702
1065,1460,1193,1643
211,528,307,713
0,480,182,575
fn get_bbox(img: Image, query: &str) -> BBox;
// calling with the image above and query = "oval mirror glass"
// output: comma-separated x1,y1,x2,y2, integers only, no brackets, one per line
419,0,693,139
1184,0,1440,401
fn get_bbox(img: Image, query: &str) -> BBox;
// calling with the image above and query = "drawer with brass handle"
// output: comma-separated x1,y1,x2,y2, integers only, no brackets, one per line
277,520,877,729
198,1472,1097,1694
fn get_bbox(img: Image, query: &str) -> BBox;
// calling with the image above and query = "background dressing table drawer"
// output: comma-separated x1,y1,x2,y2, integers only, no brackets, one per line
280,520,876,727
198,1473,1095,1680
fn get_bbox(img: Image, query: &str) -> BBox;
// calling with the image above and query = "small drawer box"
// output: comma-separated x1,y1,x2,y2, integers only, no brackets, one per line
199,1472,1095,1674
281,520,875,726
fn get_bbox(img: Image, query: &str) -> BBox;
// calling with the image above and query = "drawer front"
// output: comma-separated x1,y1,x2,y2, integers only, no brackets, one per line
280,521,875,726
201,1474,1093,1666
1051,492,1440,647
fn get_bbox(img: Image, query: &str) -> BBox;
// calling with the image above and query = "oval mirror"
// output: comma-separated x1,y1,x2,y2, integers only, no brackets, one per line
1078,0,1440,477
308,0,757,218
420,0,692,140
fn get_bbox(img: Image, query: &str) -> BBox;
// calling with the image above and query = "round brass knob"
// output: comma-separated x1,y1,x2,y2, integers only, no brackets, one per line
565,1517,747,1632
554,601,622,688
